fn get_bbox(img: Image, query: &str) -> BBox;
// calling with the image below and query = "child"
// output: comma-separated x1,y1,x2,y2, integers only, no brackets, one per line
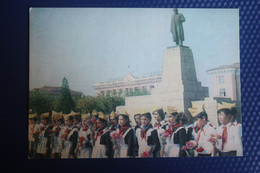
135,110,160,158
60,113,78,159
28,112,38,159
161,106,186,157
36,112,53,159
71,111,82,130
188,106,215,157
76,113,93,158
109,111,119,131
51,111,65,159
178,112,194,157
152,106,167,130
113,110,135,158
179,112,193,142
216,102,242,156
91,112,112,158
133,108,142,131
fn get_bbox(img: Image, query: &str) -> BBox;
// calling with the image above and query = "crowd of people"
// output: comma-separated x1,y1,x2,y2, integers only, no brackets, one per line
28,101,242,159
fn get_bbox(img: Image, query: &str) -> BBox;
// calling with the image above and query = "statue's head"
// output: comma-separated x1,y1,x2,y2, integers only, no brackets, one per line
173,8,178,14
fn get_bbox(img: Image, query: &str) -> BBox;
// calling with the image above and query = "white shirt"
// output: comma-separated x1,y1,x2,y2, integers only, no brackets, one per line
196,123,216,155
216,122,242,154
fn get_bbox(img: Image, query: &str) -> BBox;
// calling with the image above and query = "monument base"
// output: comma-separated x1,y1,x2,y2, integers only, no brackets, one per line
117,46,208,124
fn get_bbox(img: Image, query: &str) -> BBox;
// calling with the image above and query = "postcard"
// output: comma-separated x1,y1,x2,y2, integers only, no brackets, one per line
29,8,242,159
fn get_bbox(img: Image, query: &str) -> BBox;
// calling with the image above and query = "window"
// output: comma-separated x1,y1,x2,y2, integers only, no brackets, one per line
119,89,123,95
219,89,226,97
217,76,225,84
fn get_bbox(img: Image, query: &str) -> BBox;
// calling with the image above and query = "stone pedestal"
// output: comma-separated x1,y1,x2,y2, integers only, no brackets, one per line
117,46,208,123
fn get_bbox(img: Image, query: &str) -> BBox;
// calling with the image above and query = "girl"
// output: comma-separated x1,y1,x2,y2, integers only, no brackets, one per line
133,108,142,131
179,112,193,142
60,113,78,159
109,111,119,131
135,111,160,158
162,106,186,157
28,113,38,159
188,107,215,157
152,107,167,130
51,112,65,159
91,112,112,158
72,111,82,130
216,102,242,156
36,112,53,159
229,106,243,156
179,112,194,157
113,110,135,158
76,113,93,158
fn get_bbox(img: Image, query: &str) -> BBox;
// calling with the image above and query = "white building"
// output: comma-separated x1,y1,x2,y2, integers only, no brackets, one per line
207,63,240,101
94,72,162,96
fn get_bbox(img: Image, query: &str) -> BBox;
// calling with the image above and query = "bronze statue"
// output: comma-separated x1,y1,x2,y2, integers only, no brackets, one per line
171,8,185,46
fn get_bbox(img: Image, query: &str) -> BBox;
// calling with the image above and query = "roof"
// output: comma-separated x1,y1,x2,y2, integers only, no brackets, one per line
34,86,83,96
207,63,240,72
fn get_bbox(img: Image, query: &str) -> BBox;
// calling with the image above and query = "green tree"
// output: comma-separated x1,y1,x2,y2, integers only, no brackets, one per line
29,90,56,115
56,77,75,114
91,94,125,114
76,95,96,113
141,87,150,95
129,88,134,96
134,88,142,96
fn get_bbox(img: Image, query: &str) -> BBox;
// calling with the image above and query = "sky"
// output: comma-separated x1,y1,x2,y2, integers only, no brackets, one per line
29,8,240,96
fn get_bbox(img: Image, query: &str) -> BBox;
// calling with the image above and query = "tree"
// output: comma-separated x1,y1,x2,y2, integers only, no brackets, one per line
56,77,75,114
141,87,150,95
76,95,96,113
29,90,57,115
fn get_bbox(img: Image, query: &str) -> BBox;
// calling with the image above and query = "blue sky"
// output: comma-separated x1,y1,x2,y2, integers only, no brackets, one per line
30,8,239,96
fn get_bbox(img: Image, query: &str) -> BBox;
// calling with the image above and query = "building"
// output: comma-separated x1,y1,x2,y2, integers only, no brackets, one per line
207,63,240,101
94,72,162,96
33,86,83,97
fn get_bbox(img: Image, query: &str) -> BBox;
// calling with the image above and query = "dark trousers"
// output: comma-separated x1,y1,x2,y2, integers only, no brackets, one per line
219,151,237,156
198,153,211,157
54,153,61,159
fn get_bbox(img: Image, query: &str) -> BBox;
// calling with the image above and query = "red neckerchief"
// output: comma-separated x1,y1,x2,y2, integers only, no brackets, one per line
196,126,205,143
154,122,161,129
40,126,46,132
141,124,152,140
222,126,228,150
54,125,61,136
62,128,71,140
170,123,182,136
30,124,35,132
119,126,130,136
96,128,104,140
56,125,61,132
83,127,89,131
194,125,200,133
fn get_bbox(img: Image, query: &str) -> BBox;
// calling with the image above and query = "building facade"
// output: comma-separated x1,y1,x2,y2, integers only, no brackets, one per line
207,63,240,101
94,72,162,96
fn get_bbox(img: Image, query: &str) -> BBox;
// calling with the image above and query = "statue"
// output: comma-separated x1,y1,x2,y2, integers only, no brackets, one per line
170,8,185,46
